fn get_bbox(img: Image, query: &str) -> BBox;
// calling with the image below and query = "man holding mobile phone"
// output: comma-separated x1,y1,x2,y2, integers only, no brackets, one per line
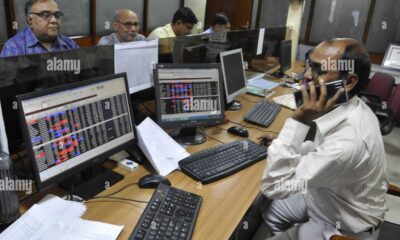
260,38,387,239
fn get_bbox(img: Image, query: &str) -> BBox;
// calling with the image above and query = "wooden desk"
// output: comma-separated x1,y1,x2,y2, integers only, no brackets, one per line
20,69,299,240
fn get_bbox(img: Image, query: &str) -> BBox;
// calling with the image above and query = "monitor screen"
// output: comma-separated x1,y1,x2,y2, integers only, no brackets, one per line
154,64,225,129
220,49,247,103
280,40,292,72
17,73,135,189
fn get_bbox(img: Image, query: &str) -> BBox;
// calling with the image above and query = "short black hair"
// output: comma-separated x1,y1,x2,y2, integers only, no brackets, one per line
339,41,371,96
212,13,230,26
25,0,56,16
172,7,198,25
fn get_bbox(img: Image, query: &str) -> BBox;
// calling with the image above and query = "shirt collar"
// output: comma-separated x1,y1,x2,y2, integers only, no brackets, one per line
166,23,176,37
314,96,360,136
24,27,68,49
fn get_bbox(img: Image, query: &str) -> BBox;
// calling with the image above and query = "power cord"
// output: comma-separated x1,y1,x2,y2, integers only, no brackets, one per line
99,182,139,197
91,195,149,204
85,199,145,209
200,128,225,144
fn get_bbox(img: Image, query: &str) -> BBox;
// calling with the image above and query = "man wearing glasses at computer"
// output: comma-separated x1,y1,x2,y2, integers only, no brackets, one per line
0,0,78,58
260,38,387,240
97,9,145,46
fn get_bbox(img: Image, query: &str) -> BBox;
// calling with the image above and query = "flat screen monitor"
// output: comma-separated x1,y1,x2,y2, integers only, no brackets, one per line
173,34,209,64
271,40,292,78
154,64,225,145
219,49,247,109
17,73,136,198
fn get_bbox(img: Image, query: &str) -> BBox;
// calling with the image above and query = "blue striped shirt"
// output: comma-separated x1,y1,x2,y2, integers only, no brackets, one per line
0,27,79,58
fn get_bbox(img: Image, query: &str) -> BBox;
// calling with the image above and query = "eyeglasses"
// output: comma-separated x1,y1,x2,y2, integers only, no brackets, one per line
29,11,64,20
115,19,141,29
305,59,348,79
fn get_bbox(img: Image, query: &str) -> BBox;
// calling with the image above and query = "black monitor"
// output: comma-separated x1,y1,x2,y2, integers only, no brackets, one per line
17,73,136,199
154,64,225,145
173,35,209,64
271,40,292,78
219,49,247,111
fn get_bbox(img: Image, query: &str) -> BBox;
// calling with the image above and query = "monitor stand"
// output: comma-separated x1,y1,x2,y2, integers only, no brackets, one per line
270,68,285,78
226,100,242,111
170,127,206,145
59,164,124,200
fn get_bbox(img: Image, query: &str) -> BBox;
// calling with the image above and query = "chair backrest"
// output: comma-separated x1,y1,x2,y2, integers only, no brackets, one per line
366,72,396,102
388,85,400,123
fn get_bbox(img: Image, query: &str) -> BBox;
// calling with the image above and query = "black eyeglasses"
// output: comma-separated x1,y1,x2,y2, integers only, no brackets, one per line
115,19,141,29
29,11,64,20
305,59,348,79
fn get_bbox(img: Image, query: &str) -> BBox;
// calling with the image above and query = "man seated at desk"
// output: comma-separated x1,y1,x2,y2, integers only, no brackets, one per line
202,13,231,34
0,0,78,57
147,7,198,40
261,38,387,239
97,9,145,45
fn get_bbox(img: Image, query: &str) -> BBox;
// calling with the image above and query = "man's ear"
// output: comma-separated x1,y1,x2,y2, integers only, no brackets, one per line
26,16,32,26
345,74,358,92
112,22,118,31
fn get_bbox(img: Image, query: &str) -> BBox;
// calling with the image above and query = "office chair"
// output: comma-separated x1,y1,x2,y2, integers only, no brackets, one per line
359,72,397,135
388,85,400,124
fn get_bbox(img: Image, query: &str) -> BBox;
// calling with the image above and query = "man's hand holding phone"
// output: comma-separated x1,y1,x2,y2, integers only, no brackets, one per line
292,80,345,125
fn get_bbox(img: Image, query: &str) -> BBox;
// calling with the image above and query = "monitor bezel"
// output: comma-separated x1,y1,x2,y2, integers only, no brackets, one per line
154,63,225,129
219,48,248,103
279,40,292,72
16,73,137,191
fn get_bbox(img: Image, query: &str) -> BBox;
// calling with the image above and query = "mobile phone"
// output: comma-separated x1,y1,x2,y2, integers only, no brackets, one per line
294,80,348,108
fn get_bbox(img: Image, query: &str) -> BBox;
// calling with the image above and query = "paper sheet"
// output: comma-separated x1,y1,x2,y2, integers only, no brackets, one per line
0,196,123,240
247,78,280,90
137,117,190,176
114,40,159,94
0,100,9,154
273,94,297,110
257,28,265,55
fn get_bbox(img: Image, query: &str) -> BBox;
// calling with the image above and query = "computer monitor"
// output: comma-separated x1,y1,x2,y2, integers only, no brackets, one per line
154,64,225,145
173,34,209,64
271,40,292,78
219,49,247,111
17,73,136,199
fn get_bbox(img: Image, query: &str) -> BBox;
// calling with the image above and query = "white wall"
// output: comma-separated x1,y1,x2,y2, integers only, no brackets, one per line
184,0,207,34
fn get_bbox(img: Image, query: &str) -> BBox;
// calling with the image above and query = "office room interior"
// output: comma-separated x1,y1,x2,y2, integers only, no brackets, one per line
0,0,399,239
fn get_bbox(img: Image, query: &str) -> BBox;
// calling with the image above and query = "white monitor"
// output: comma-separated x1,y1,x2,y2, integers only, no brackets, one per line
220,49,247,103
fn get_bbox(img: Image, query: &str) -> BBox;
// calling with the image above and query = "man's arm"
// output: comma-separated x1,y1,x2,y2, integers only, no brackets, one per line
261,118,362,199
0,42,23,58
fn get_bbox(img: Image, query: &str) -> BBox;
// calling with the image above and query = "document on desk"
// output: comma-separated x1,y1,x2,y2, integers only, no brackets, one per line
0,196,123,240
114,39,158,94
247,78,280,90
273,93,297,110
137,117,190,176
0,101,9,154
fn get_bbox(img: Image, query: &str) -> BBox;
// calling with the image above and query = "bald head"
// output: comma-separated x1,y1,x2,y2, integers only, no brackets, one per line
306,38,371,96
113,9,140,42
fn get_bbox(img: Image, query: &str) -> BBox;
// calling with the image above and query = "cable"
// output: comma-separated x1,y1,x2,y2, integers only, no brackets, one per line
240,96,259,104
100,182,139,197
92,195,149,204
85,200,145,209
200,128,225,144
227,119,279,135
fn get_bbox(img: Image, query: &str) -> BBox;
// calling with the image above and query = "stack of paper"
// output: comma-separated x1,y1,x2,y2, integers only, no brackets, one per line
137,118,190,176
0,195,124,240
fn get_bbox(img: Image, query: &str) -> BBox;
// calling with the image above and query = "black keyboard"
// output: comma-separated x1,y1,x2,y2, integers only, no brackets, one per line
129,184,202,240
179,139,268,184
244,100,281,127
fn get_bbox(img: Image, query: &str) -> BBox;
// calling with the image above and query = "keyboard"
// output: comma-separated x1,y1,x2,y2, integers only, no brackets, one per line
244,100,281,127
179,139,268,184
129,184,202,240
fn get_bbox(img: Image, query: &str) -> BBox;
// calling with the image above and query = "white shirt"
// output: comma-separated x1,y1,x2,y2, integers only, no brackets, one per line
261,96,388,233
147,23,176,40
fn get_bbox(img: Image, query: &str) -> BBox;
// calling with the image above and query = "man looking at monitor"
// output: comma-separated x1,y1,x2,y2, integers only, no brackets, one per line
0,0,78,57
203,13,231,34
97,9,145,45
260,38,387,239
147,7,198,40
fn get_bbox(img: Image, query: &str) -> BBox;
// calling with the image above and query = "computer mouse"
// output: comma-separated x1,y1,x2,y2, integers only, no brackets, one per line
138,174,171,189
227,126,249,138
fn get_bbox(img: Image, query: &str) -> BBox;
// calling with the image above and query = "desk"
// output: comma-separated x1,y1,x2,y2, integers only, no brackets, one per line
20,64,301,240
